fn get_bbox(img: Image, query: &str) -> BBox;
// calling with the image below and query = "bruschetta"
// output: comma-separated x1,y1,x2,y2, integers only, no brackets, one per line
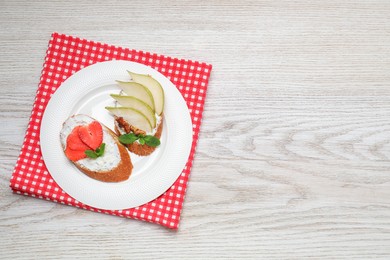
114,115,163,156
105,71,165,156
60,114,133,182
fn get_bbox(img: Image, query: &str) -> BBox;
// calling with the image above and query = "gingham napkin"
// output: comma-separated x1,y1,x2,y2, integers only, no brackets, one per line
9,32,212,229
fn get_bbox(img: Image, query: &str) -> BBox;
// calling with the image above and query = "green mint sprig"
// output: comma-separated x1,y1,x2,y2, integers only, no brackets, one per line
85,143,106,159
119,133,160,147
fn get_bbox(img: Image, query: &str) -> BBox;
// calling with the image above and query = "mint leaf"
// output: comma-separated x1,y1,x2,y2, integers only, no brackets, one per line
119,133,138,144
85,150,98,158
144,135,160,147
95,143,105,156
85,143,106,159
119,133,160,147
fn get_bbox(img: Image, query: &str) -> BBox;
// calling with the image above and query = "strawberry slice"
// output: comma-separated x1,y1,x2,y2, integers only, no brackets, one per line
78,121,103,150
67,126,90,151
65,146,87,161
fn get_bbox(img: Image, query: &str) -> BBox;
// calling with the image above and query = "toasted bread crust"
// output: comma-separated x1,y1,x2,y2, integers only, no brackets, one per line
62,116,133,183
115,116,163,156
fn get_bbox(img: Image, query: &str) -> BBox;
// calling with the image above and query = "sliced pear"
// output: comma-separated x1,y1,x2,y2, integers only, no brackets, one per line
127,71,165,115
110,94,156,128
105,107,152,133
116,81,155,112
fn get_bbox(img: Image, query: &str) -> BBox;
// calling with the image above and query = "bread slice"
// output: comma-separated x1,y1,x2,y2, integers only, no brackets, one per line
114,115,163,156
60,114,133,182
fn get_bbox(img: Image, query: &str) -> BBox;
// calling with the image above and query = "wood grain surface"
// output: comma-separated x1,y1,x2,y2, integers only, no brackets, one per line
1,0,390,259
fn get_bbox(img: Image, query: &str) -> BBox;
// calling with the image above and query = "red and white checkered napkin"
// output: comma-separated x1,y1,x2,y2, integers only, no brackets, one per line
9,32,212,229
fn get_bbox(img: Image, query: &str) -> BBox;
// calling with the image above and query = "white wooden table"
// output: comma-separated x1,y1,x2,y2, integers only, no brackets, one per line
1,1,390,259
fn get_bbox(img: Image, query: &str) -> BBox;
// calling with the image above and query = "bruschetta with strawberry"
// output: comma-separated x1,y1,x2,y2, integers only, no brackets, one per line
60,114,133,182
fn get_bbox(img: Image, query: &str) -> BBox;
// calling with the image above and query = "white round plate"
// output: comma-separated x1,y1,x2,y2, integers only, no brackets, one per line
40,60,192,210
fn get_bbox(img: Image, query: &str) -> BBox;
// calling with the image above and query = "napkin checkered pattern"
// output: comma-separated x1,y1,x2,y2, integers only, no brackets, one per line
9,32,212,229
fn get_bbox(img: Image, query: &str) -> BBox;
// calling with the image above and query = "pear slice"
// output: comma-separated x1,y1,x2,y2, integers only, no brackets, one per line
127,71,165,115
116,81,155,112
110,94,156,128
105,107,152,133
